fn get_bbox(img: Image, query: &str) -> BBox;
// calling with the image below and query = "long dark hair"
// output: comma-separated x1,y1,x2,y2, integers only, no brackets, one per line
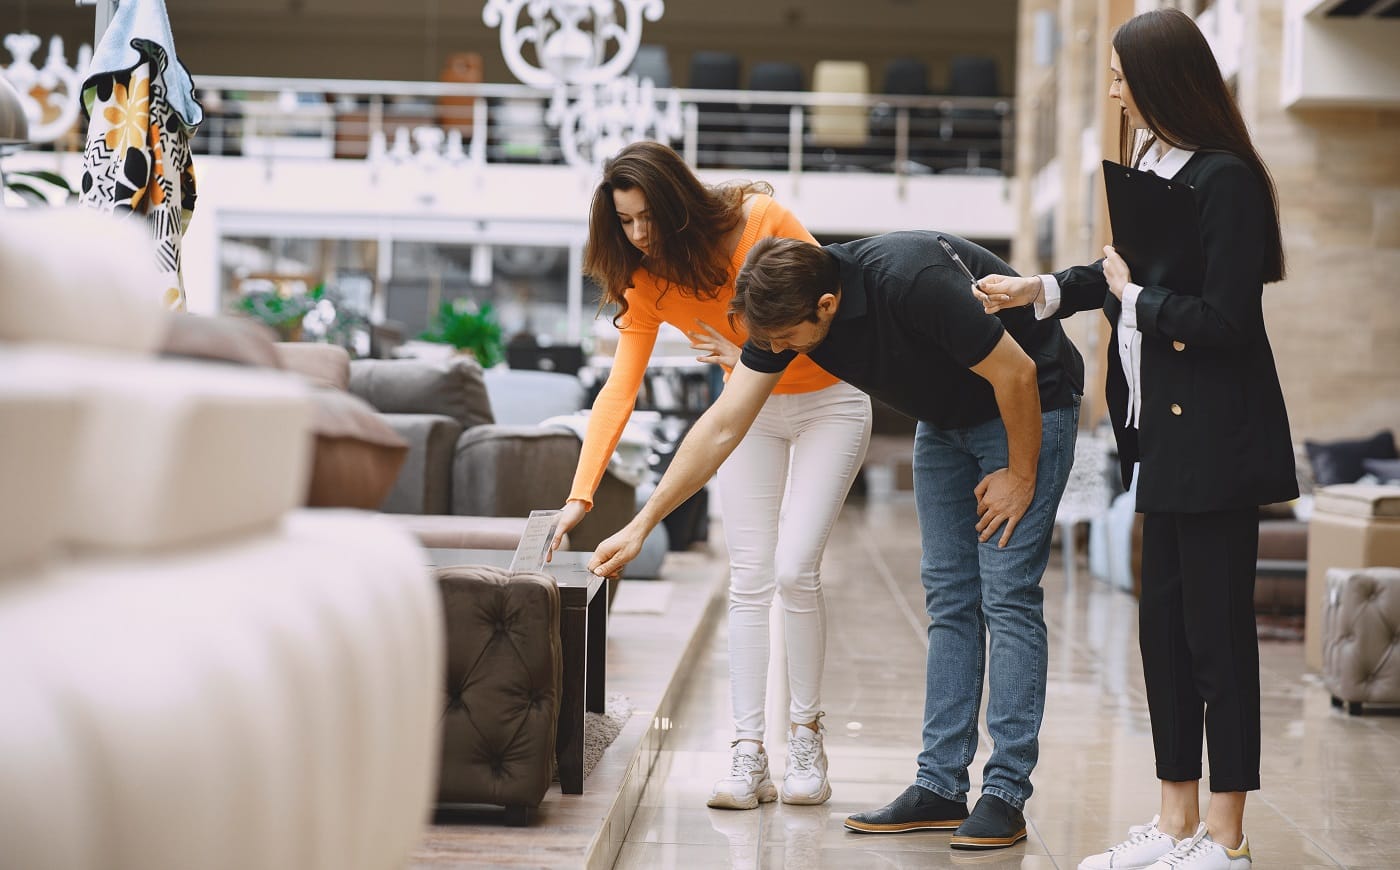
584,141,770,326
1114,8,1285,281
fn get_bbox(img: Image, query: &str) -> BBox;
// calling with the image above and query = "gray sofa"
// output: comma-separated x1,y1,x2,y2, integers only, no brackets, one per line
348,357,636,551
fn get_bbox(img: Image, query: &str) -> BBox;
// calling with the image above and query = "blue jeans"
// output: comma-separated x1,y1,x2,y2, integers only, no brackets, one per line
912,399,1078,810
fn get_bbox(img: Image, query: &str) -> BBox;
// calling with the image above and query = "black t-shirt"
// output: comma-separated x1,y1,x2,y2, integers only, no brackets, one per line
740,232,1085,430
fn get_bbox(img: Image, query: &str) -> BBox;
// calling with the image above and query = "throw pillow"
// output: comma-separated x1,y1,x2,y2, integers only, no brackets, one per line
274,342,351,391
161,313,282,369
304,389,409,509
1305,430,1398,487
348,357,494,429
1363,458,1400,485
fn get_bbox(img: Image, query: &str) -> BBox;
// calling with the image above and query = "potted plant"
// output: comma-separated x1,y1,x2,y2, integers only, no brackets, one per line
234,282,324,341
420,298,504,367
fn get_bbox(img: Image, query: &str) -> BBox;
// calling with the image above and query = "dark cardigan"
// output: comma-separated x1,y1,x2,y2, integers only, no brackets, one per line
1050,150,1298,514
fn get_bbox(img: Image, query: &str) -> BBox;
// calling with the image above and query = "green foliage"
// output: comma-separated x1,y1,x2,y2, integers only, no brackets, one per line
1,168,76,206
235,283,325,341
420,299,504,368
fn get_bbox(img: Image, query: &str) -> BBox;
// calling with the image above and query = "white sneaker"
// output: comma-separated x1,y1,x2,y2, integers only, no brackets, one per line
707,741,778,810
780,719,832,805
1078,816,1179,869
1146,824,1251,869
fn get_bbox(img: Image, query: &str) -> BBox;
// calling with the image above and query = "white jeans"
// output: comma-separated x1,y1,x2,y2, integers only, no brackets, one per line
715,381,871,742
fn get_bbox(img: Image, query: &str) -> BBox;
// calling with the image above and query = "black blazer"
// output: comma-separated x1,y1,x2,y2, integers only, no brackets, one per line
1051,150,1297,514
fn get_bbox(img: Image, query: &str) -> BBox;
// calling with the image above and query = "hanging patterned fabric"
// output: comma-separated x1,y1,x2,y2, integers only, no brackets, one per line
79,0,202,310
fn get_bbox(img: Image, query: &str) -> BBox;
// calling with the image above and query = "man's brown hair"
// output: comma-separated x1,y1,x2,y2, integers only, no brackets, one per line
730,237,838,345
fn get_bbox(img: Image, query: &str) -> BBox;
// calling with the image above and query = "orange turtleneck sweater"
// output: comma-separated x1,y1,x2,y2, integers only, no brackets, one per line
568,194,838,508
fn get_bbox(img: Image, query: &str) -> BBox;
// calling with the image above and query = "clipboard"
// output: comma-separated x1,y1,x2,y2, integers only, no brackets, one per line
1102,159,1204,295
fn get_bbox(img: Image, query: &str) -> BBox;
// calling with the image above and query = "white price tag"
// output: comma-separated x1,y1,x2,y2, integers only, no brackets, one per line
509,509,562,574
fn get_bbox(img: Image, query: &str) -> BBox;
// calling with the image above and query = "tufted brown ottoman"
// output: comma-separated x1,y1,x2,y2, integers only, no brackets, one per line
435,565,561,825
1323,567,1400,716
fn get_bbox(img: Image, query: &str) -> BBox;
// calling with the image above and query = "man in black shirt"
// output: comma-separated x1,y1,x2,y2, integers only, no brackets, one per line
588,232,1084,850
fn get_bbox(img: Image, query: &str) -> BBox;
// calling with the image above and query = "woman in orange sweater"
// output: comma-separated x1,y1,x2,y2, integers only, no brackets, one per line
551,142,871,809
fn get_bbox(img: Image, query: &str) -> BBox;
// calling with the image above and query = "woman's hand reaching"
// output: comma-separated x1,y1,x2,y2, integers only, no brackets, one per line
687,319,740,368
975,274,1043,315
549,499,589,561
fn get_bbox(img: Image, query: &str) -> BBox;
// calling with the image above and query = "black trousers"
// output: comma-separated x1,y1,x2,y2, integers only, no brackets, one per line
1139,507,1261,793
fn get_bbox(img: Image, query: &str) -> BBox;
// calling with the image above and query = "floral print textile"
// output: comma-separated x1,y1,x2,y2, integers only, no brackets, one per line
80,43,198,311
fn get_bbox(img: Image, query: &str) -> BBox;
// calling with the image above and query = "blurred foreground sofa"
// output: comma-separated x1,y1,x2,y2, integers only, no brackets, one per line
0,209,442,870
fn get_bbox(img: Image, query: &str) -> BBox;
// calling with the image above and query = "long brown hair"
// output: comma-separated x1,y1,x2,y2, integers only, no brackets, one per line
1113,7,1285,282
584,141,771,326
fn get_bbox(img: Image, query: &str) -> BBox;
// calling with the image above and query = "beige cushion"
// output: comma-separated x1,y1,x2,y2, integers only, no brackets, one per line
0,510,442,870
161,313,281,369
1314,484,1400,520
0,378,80,576
304,389,408,510
811,60,871,147
5,348,312,553
275,343,351,392
0,209,169,353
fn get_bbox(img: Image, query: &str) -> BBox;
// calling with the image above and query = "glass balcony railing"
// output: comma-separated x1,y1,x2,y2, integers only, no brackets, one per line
167,75,1014,177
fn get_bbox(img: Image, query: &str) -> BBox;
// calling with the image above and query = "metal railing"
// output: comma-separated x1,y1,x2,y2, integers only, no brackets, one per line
160,75,1014,178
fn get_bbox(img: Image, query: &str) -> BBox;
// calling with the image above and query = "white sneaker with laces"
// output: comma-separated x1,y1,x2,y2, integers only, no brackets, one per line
780,719,832,805
1078,816,1180,869
708,741,778,810
1146,823,1251,869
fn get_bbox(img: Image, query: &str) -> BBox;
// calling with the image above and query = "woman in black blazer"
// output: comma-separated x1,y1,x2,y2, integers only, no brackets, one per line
980,8,1295,870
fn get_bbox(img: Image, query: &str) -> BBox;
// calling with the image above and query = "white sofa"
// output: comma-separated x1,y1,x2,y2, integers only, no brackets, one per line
0,209,443,870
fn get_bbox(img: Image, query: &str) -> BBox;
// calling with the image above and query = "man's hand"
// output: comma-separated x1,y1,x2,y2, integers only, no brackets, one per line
687,319,740,368
588,523,648,578
974,467,1036,548
1102,245,1132,300
976,274,1042,314
548,499,589,561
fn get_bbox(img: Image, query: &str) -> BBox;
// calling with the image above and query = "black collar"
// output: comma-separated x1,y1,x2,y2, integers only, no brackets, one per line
827,246,868,320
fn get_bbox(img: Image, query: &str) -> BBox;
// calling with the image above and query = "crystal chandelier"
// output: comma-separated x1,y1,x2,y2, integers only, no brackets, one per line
0,33,91,146
482,0,681,168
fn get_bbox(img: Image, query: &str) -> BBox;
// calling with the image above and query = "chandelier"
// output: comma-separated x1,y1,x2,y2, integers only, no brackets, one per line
482,0,681,168
1,33,91,145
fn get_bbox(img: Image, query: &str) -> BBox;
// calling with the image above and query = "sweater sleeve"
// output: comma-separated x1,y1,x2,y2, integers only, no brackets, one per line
567,284,661,508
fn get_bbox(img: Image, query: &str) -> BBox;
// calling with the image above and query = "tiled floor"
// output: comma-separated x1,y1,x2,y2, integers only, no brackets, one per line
616,498,1400,869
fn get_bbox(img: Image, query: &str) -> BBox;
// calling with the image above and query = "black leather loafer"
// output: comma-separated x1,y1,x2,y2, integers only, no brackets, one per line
844,784,969,833
949,794,1027,850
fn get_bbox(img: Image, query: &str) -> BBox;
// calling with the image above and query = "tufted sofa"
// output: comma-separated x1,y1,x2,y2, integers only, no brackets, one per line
1323,567,1400,715
0,208,443,869
435,565,562,824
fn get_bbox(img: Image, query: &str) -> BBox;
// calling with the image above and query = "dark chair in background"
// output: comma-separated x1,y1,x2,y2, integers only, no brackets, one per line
688,51,743,162
744,61,805,166
940,55,1004,174
628,44,672,87
870,57,935,170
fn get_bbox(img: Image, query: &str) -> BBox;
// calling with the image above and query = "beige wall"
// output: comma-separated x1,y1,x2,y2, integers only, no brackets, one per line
1239,0,1400,440
1014,0,1400,441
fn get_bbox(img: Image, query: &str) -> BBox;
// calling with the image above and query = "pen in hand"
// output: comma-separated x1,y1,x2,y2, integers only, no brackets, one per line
937,235,986,299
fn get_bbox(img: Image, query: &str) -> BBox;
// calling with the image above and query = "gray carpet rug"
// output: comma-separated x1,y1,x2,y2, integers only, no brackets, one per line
554,693,634,783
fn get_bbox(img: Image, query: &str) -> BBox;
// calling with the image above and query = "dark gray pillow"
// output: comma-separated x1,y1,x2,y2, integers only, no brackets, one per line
1363,458,1400,484
348,357,494,430
1305,430,1397,486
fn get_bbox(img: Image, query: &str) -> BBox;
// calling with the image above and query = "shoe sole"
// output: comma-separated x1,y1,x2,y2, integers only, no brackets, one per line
843,818,966,834
707,783,778,810
780,780,832,806
949,828,1028,850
